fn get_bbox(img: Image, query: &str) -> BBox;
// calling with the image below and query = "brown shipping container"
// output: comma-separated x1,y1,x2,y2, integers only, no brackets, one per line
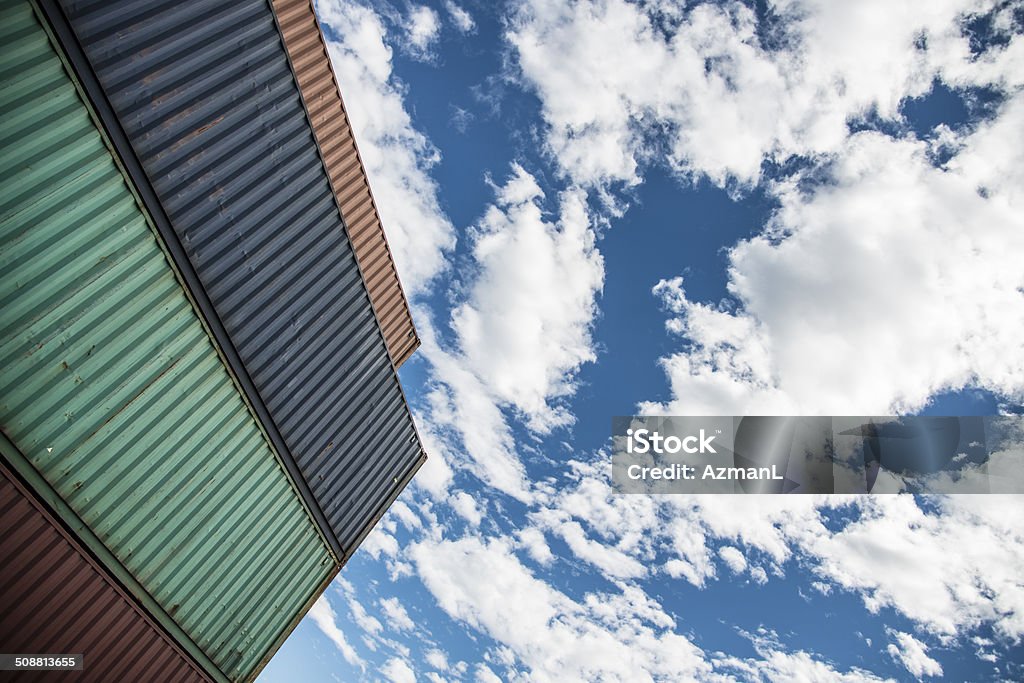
0,461,211,683
272,0,421,368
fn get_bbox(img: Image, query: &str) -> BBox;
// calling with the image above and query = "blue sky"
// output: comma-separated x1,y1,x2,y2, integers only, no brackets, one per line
259,1,1024,681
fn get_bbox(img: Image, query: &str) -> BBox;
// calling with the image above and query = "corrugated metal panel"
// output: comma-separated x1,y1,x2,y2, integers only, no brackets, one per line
56,0,426,558
271,0,420,368
0,461,212,683
0,3,336,680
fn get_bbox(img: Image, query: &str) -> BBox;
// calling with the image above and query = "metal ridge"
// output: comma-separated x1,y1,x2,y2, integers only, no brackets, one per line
266,0,428,564
0,456,215,682
35,0,345,565
269,0,421,369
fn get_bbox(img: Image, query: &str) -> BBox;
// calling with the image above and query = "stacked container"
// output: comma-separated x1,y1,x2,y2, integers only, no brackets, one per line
0,0,424,680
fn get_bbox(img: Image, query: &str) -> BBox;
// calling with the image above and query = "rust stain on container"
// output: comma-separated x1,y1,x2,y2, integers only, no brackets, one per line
271,0,420,368
0,462,211,682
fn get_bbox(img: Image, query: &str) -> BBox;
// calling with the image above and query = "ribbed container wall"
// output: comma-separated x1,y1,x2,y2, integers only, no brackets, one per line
0,463,212,683
271,0,420,368
0,2,335,680
57,0,424,555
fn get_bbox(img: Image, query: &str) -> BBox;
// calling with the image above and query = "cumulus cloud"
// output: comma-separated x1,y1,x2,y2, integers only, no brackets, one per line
474,664,503,683
416,311,533,501
452,490,484,526
887,630,944,678
388,500,422,531
302,3,1024,679
404,5,442,60
718,546,748,574
550,518,647,579
410,406,456,498
318,1,455,292
380,597,416,632
716,628,891,682
308,595,365,670
410,536,711,681
749,566,769,585
508,0,1024,187
412,164,604,500
805,495,1024,640
642,98,1024,416
445,1,476,33
349,598,383,636
522,458,1024,643
450,164,604,433
382,656,416,683
361,526,400,559
425,648,450,672
516,526,555,565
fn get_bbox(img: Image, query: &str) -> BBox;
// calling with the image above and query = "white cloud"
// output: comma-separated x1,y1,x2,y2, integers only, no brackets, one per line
523,457,1024,642
749,566,769,586
361,527,400,559
887,630,944,678
643,97,1024,416
451,490,484,526
417,322,533,502
307,595,365,670
451,164,604,433
715,628,892,681
445,1,476,33
410,164,606,502
803,495,1024,640
516,526,555,565
718,546,747,574
404,5,442,60
389,500,422,531
425,648,450,672
411,536,710,681
349,598,383,636
716,647,890,682
382,656,417,683
379,597,416,632
508,0,1021,187
410,408,456,498
972,635,999,662
318,1,455,293
474,664,503,683
549,518,647,579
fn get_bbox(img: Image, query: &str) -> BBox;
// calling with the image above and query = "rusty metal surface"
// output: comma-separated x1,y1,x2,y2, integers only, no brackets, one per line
271,0,420,368
0,461,212,683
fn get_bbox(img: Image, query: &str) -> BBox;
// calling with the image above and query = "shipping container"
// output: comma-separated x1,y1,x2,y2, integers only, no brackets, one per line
0,2,337,680
272,0,420,368
52,0,427,560
0,462,212,683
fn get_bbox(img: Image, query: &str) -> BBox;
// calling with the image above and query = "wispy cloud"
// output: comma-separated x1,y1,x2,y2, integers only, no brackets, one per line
887,629,944,678
404,5,441,61
410,535,711,681
445,0,476,34
308,595,366,671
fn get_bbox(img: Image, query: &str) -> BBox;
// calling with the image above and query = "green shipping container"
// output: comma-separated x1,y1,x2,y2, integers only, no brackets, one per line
0,2,337,681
